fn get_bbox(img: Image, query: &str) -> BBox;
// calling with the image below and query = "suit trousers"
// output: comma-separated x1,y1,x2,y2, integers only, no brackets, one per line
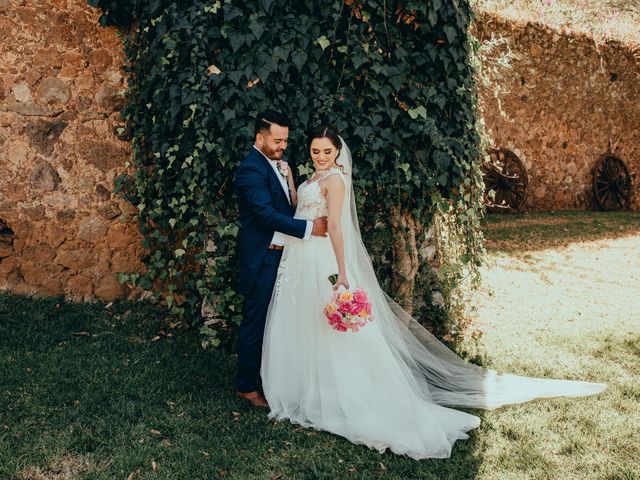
236,248,283,393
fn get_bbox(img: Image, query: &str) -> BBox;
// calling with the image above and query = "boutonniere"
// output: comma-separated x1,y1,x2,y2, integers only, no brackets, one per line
276,160,289,178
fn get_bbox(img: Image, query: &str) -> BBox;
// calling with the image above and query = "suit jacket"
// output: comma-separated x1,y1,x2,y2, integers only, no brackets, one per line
235,147,308,295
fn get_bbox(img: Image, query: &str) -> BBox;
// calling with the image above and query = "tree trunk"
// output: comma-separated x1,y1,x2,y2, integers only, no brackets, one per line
390,206,421,315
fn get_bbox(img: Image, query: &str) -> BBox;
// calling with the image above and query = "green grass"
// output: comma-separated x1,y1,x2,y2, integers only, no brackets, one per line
1,210,638,478
481,210,640,252
0,295,484,479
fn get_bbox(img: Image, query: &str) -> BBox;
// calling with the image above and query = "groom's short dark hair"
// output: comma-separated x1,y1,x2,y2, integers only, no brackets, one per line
255,110,291,136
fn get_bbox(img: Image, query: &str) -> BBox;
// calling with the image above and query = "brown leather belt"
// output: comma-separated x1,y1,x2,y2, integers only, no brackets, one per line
268,244,284,251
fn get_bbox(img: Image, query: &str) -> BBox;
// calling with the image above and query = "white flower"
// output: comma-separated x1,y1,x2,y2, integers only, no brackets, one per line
277,160,289,178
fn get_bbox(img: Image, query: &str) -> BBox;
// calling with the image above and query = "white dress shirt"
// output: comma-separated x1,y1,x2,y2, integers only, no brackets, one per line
253,146,313,245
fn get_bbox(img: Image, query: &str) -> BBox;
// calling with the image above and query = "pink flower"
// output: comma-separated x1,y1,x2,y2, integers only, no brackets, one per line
338,302,352,314
352,289,368,305
334,323,348,332
350,302,363,315
329,312,343,325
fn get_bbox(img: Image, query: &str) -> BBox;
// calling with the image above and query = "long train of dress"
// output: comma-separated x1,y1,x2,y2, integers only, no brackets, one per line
261,168,605,460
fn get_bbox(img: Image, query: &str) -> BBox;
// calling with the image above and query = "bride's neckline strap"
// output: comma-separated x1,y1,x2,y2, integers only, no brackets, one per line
308,167,343,183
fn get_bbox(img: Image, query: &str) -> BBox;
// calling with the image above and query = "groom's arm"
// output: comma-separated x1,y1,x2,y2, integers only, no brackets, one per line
236,162,310,239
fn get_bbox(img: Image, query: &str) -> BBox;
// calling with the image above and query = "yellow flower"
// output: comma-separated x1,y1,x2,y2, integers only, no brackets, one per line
338,292,353,302
358,310,368,318
326,304,337,314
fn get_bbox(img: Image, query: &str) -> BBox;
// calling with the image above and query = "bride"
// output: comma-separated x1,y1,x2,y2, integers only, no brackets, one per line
260,125,606,460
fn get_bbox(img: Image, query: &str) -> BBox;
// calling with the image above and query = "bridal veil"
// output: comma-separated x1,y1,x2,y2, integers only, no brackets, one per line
334,137,606,410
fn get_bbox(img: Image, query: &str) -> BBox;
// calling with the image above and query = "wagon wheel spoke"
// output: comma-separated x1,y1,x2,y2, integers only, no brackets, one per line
483,148,529,213
593,155,633,211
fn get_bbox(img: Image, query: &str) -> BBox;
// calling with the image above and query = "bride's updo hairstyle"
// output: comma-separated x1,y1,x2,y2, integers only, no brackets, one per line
307,125,345,174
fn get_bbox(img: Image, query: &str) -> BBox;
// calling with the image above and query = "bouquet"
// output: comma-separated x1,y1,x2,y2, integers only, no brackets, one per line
323,286,373,333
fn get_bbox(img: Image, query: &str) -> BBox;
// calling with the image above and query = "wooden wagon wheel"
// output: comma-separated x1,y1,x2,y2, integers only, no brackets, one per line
593,154,633,211
482,148,529,213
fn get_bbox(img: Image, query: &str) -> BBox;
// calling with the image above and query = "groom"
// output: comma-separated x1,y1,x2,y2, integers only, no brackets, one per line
234,110,327,407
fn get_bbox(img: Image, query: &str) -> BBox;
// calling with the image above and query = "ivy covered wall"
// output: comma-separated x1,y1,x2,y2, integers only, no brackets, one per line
89,0,487,345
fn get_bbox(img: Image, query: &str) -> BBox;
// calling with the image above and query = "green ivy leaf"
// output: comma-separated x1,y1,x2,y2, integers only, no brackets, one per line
316,35,330,50
443,25,457,43
291,50,307,71
249,19,265,40
408,105,427,120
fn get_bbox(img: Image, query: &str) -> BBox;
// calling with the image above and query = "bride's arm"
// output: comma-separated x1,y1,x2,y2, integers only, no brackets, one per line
323,174,348,290
286,165,298,206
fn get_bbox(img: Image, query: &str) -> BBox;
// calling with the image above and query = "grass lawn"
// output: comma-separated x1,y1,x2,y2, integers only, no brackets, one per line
1,211,638,479
475,211,640,480
0,296,484,479
481,210,640,252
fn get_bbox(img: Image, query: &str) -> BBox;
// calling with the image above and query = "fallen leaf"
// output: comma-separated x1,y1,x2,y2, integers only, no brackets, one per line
162,439,171,447
151,460,157,471
208,64,222,75
150,429,161,435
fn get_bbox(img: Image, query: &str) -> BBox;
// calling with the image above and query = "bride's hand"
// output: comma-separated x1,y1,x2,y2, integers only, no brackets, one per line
333,273,350,291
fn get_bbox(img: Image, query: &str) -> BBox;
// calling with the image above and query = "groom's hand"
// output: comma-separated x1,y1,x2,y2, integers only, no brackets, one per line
311,217,328,237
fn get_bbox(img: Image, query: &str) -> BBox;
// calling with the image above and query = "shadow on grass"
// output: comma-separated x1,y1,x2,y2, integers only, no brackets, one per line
482,210,640,253
0,293,486,479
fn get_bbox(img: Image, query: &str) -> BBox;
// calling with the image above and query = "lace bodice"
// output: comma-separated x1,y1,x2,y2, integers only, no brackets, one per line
295,167,343,220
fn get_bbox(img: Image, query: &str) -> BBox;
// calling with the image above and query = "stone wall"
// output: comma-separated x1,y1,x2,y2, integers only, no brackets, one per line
0,4,638,301
0,0,143,301
474,12,640,211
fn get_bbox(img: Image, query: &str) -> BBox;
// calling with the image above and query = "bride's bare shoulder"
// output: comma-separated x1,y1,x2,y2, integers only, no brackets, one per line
320,170,346,194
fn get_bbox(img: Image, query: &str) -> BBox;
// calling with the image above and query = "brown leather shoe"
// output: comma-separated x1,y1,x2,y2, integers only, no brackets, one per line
235,389,269,408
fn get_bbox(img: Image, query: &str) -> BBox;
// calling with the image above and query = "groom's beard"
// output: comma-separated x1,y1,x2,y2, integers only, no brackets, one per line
260,144,285,160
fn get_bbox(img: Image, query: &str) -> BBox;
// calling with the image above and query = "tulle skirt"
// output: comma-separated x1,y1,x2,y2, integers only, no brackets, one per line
261,235,481,459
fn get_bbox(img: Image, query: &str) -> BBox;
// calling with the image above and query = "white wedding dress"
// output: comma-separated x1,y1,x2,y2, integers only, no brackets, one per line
261,141,606,460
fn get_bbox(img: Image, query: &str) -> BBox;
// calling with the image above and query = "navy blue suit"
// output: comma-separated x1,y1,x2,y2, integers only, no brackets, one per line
235,147,308,392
